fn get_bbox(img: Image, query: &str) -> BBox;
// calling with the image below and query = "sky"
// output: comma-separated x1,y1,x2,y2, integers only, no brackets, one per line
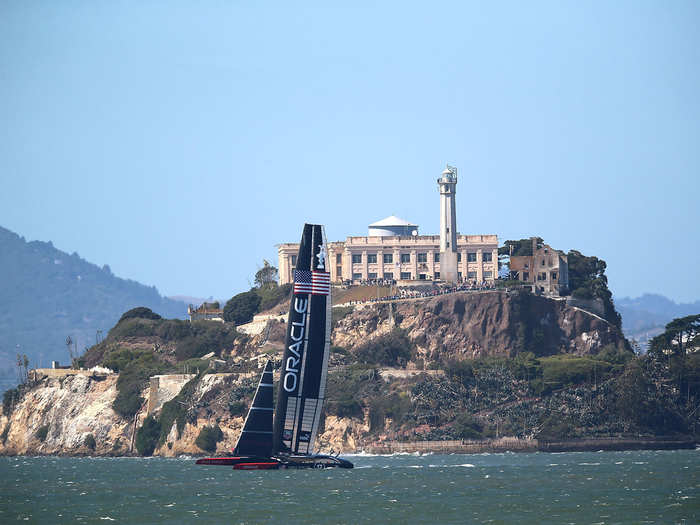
1,1,698,303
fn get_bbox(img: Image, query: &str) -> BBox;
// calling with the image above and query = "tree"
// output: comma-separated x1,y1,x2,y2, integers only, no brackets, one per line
498,237,543,257
135,416,161,456
649,314,700,357
195,424,224,453
254,260,278,289
118,307,162,323
566,250,621,328
223,290,261,325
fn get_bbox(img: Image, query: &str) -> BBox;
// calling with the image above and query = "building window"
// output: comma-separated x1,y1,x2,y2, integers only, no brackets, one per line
434,253,440,262
537,272,546,281
336,254,342,264
483,252,492,262
467,252,477,262
384,272,393,280
434,271,440,279
523,271,529,281
551,272,558,281
400,272,411,280
367,254,377,264
336,266,342,276
524,263,529,269
400,253,410,263
457,253,462,262
383,254,393,263
467,271,477,280
352,254,362,264
446,241,449,248
541,259,545,266
419,274,427,280
417,253,427,263
290,255,297,265
458,272,463,279
352,273,362,280
483,271,493,279
368,272,377,279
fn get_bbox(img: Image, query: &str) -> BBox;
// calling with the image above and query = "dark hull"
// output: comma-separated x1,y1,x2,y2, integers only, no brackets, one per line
196,454,353,470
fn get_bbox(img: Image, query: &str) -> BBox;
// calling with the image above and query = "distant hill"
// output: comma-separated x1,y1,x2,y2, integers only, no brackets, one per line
0,226,187,383
616,293,700,346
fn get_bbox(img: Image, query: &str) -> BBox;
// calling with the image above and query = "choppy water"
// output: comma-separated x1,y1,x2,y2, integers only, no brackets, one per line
1,450,698,524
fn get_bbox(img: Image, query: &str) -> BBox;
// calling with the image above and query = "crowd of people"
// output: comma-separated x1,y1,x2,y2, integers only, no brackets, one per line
337,280,499,306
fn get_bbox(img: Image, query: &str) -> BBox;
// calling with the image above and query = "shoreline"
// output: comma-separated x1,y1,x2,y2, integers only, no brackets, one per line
2,437,696,458
362,436,697,455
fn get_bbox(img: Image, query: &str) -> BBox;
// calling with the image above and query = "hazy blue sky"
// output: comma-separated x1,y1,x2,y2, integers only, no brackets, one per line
1,1,698,303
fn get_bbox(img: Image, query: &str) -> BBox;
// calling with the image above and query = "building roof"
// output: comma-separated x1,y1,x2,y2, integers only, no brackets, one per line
368,215,417,227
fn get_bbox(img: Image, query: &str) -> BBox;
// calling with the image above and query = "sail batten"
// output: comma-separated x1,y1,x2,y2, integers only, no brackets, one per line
272,224,332,455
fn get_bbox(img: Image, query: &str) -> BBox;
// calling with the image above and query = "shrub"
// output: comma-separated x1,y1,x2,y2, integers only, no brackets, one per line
118,307,162,323
135,416,161,456
539,355,612,392
355,329,414,367
2,387,21,417
257,283,293,311
35,425,49,442
332,306,354,326
223,290,261,325
228,400,248,417
113,353,171,418
195,425,224,453
1,423,10,444
453,413,483,440
84,434,96,450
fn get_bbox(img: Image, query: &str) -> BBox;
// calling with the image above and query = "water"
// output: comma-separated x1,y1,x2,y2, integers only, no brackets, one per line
1,450,698,524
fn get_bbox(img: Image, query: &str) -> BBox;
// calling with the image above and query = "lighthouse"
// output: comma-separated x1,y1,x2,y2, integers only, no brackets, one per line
438,165,458,283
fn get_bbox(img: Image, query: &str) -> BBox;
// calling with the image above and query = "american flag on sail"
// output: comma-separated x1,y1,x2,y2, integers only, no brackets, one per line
293,270,331,295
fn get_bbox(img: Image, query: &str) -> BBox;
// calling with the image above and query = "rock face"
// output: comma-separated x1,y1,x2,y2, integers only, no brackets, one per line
333,291,627,362
0,290,628,457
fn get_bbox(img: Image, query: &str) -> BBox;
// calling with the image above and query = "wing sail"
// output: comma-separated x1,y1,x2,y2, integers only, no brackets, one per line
233,360,274,456
272,224,331,455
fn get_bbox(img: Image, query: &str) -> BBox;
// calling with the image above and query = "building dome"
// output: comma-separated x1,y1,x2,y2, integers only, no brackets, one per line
368,215,418,237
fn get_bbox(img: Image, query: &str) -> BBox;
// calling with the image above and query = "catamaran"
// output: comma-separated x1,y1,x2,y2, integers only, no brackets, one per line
196,224,353,470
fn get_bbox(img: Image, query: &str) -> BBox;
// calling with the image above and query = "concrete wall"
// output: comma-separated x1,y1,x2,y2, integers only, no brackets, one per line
147,374,195,414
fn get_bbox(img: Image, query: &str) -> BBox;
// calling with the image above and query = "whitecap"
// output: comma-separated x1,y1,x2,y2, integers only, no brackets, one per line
99,518,116,521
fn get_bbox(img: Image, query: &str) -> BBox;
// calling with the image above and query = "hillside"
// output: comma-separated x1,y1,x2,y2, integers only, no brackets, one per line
617,293,700,346
0,226,187,384
6,289,696,457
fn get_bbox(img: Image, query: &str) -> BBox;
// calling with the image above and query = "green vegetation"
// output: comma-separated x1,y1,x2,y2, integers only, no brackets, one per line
118,307,162,323
453,413,484,439
498,237,543,257
195,425,224,453
0,225,186,382
566,250,621,328
84,434,96,451
332,306,355,326
157,372,206,446
135,416,161,456
649,314,700,357
2,387,22,417
112,352,170,418
35,425,49,442
355,328,415,367
223,290,261,324
1,423,11,444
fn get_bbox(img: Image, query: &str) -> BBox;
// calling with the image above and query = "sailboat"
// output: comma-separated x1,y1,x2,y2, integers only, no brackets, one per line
196,224,353,470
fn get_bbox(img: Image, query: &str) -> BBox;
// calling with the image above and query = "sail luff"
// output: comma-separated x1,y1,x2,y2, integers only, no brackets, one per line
272,224,331,455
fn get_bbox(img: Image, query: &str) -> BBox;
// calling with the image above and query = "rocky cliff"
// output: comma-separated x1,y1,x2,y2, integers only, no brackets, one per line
332,291,627,363
1,290,633,457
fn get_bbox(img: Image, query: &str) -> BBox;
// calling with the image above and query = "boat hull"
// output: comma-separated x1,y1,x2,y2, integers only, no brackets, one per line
196,454,353,469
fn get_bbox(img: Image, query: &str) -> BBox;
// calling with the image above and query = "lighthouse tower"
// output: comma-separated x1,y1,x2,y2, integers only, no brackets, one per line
438,165,458,283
